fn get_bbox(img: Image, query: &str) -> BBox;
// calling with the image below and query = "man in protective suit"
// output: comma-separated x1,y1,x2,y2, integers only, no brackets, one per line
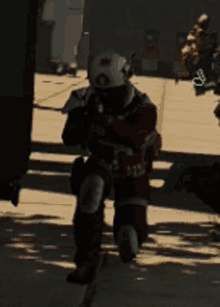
176,35,198,81
177,14,219,95
62,51,162,285
195,15,218,82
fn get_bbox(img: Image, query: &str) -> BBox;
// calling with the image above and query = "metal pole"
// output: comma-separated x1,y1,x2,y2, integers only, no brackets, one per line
157,80,167,135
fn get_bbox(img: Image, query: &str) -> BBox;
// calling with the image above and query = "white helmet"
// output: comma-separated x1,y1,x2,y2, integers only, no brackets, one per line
89,51,127,89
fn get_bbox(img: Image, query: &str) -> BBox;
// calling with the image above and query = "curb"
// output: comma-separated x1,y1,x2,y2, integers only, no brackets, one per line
35,79,88,107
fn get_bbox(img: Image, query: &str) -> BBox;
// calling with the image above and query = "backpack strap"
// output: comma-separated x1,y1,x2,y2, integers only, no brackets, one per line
116,87,153,120
62,86,95,114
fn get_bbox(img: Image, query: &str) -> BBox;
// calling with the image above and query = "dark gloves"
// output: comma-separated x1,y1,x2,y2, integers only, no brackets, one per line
92,113,114,125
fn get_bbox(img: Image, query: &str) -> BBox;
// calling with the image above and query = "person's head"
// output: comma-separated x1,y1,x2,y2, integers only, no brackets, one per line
197,14,210,31
88,51,133,112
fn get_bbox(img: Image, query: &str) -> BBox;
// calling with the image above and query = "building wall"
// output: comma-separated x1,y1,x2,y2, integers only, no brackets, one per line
83,0,92,32
89,0,220,77
77,0,92,69
78,33,90,69
36,0,85,71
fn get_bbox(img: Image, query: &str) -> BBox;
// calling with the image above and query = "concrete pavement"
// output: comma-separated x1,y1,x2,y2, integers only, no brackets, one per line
1,71,220,306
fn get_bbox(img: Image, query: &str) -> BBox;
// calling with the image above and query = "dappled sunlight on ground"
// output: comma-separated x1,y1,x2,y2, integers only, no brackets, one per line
96,218,220,307
30,152,81,163
102,204,220,283
0,202,79,273
153,160,174,170
150,179,165,188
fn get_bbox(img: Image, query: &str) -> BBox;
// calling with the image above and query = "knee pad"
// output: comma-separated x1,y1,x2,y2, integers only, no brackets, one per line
113,204,148,246
116,224,139,263
79,174,105,214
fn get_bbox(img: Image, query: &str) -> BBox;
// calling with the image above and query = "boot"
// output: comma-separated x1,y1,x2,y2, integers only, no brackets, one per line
0,179,21,207
67,203,104,284
114,204,148,263
116,224,139,263
66,265,96,285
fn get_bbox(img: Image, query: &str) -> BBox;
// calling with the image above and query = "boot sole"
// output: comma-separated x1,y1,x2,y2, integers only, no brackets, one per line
116,225,139,263
66,266,95,285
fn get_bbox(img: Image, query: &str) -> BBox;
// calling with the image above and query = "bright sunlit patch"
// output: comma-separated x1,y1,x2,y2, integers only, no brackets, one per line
150,179,165,188
30,152,77,163
36,259,76,270
5,243,35,250
142,251,157,257
153,161,174,170
14,255,40,261
30,152,89,163
136,255,198,267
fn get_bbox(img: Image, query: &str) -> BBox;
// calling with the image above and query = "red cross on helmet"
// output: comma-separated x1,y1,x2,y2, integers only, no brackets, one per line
89,51,127,89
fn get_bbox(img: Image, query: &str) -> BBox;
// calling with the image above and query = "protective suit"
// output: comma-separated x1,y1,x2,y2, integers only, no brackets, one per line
62,51,162,284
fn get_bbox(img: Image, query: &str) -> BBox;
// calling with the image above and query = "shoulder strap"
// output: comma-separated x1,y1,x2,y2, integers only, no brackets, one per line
117,87,153,119
62,86,94,114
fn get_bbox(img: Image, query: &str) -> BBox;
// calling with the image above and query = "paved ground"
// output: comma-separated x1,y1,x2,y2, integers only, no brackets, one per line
1,70,220,306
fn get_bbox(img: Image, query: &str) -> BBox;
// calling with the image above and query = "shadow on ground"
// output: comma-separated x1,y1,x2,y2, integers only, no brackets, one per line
0,211,97,306
93,220,220,307
21,141,220,215
2,139,220,305
2,212,219,277
101,220,220,265
1,203,220,306
33,104,63,112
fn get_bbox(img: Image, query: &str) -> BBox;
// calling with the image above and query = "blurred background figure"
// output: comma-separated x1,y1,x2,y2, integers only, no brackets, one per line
42,0,84,75
176,13,219,91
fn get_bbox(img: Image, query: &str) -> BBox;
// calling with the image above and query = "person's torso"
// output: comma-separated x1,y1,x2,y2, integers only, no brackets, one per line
83,87,154,177
85,88,144,152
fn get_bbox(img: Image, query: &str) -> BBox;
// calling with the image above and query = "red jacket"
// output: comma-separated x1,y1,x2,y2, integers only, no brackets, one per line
62,86,161,177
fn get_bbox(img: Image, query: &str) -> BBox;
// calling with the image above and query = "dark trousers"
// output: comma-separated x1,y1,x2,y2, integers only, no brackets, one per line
195,56,217,81
72,159,150,267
